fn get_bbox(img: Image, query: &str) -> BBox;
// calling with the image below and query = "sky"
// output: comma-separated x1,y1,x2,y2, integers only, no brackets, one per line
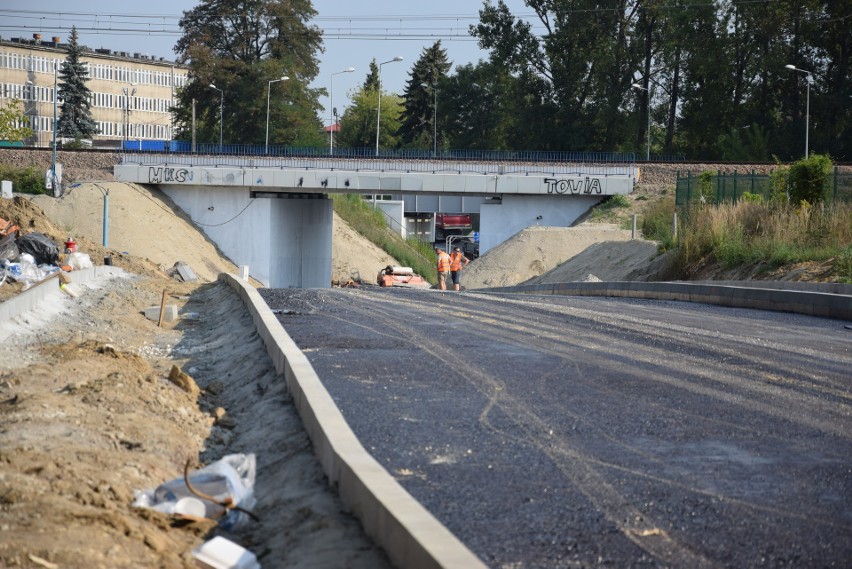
0,0,534,126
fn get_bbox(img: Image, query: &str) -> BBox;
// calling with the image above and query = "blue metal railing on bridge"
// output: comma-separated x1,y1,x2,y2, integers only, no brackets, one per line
118,141,638,177
120,140,635,165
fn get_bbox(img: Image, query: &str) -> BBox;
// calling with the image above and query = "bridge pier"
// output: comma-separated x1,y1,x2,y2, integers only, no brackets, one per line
160,185,332,288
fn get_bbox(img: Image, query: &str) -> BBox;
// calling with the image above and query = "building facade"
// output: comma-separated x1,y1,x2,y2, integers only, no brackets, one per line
0,35,188,147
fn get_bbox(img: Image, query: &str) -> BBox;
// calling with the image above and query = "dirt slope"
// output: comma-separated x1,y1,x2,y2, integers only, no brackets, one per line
0,188,395,568
525,239,670,284
462,224,636,289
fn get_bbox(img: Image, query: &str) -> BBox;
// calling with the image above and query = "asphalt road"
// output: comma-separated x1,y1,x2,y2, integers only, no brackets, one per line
260,287,852,569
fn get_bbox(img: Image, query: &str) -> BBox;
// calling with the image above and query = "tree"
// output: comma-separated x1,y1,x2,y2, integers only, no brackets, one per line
0,98,33,142
362,60,380,92
441,62,507,150
173,0,325,146
471,1,647,152
56,26,98,141
337,86,403,150
398,41,452,150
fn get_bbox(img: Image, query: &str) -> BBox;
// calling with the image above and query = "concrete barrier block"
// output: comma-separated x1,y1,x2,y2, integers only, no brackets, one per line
143,304,178,322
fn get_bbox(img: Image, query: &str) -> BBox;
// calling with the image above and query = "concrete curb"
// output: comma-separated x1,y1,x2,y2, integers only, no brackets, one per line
221,273,487,569
0,265,128,323
474,281,852,321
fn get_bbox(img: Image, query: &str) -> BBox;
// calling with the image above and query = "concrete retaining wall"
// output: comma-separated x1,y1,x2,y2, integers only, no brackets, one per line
221,273,487,569
477,281,852,321
0,265,126,323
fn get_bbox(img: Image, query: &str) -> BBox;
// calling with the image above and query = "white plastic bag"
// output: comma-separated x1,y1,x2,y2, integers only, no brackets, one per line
132,453,257,530
65,251,93,270
65,253,94,271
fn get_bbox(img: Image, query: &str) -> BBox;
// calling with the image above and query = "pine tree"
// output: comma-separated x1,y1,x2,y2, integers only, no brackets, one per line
56,26,98,141
397,41,451,150
362,60,379,92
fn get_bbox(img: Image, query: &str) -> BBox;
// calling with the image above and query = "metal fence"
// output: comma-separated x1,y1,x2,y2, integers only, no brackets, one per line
120,140,636,164
118,143,639,176
675,169,852,206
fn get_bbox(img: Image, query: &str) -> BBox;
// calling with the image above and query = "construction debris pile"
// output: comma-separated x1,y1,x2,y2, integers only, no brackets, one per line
0,213,91,291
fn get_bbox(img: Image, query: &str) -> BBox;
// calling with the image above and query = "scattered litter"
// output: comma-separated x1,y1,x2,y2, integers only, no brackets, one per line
60,282,84,298
0,233,19,260
132,453,257,531
16,232,59,265
3,253,58,290
65,252,93,270
193,536,260,569
0,216,20,237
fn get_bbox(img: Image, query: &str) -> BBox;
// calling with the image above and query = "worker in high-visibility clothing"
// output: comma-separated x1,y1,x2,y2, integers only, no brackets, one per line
449,247,470,291
435,247,452,290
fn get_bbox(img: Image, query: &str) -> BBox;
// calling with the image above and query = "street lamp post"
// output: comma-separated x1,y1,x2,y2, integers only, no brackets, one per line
51,64,58,196
421,82,438,156
785,64,811,158
375,56,403,156
631,83,651,161
330,67,354,155
122,84,137,150
265,75,289,154
209,83,223,150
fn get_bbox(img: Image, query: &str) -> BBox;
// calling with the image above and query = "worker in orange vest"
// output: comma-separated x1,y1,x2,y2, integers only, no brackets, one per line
449,247,470,291
435,247,452,290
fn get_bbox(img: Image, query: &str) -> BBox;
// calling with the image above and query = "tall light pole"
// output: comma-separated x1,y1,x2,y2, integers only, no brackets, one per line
122,84,137,150
421,82,438,156
209,83,223,150
376,56,403,156
265,75,289,153
631,83,651,161
785,64,811,158
330,67,354,154
51,64,58,196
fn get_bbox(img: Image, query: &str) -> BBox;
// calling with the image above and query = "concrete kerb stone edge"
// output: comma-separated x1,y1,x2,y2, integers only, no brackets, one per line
473,281,852,321
0,266,129,323
219,273,488,569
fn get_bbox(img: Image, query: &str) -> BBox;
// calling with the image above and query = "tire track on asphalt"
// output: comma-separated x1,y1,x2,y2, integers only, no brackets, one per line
324,290,719,567
390,291,852,437
338,290,852,532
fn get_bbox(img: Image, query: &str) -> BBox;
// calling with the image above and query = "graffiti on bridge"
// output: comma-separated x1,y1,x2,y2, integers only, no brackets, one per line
148,167,192,183
543,177,603,195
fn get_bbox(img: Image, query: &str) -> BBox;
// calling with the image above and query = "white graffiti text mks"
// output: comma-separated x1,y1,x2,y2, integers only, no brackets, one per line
543,177,603,195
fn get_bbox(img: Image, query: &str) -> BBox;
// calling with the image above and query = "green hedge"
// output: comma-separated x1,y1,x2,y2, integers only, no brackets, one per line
0,165,49,195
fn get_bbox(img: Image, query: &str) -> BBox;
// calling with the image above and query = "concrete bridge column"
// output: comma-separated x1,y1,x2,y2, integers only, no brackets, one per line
160,185,332,288
270,197,333,288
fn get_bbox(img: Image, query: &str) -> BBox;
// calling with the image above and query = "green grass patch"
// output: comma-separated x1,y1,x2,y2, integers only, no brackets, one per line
641,195,677,250
588,194,631,222
332,194,437,284
670,200,852,280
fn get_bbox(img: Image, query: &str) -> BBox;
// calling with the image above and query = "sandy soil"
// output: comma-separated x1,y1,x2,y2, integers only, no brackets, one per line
0,187,392,568
462,224,638,289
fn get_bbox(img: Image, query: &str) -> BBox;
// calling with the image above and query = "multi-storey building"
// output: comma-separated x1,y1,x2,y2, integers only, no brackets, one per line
0,34,188,147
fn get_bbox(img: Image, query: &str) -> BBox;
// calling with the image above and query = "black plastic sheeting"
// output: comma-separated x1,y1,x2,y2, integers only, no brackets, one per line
16,232,59,265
